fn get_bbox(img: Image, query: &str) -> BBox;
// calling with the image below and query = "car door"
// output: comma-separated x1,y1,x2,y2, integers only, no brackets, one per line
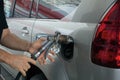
0,0,79,79
2,0,38,54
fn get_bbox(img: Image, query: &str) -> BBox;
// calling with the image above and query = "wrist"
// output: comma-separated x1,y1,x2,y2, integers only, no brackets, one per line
28,42,36,54
27,42,32,52
0,51,13,65
5,54,13,65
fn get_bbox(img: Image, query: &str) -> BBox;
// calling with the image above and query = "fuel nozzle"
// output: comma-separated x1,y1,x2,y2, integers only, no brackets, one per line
32,31,74,60
58,35,73,44
31,40,54,60
51,31,73,44
15,32,74,80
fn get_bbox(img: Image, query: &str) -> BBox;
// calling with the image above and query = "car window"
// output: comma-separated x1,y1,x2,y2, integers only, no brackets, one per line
4,0,80,19
38,0,80,19
4,0,35,18
4,0,12,17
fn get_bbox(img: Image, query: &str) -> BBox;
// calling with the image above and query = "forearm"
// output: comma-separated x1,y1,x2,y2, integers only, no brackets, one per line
1,29,32,51
0,49,12,64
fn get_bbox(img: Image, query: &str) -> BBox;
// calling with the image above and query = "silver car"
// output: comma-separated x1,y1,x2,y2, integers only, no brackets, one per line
0,0,120,80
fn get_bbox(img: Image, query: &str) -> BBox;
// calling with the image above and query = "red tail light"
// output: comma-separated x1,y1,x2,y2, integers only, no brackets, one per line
91,0,120,68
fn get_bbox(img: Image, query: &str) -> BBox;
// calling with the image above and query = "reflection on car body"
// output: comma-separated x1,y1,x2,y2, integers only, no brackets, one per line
4,0,80,19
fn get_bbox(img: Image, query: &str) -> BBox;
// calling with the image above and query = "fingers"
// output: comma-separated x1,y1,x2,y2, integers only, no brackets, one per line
49,50,55,56
19,56,35,76
47,54,55,62
37,52,55,65
24,63,31,71
18,64,30,77
38,37,46,41
10,55,36,77
20,66,30,77
20,69,26,77
38,57,46,65
47,51,55,62
27,57,36,65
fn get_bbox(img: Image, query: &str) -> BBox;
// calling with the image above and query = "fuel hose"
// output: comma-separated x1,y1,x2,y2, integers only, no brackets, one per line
15,40,54,80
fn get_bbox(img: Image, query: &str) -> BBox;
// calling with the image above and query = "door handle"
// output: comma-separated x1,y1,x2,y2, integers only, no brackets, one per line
21,27,29,36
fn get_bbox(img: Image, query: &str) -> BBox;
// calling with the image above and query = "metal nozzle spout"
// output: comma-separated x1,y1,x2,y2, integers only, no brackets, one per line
58,35,74,44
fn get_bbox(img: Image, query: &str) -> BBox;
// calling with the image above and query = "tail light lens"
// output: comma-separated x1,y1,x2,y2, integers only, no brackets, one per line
91,0,120,68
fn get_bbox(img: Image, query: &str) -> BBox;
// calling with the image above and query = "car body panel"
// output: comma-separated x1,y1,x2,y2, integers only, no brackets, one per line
7,18,35,41
72,0,115,23
1,0,120,80
32,20,97,80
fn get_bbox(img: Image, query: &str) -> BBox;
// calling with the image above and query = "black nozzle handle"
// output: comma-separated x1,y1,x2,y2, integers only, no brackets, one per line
33,41,54,59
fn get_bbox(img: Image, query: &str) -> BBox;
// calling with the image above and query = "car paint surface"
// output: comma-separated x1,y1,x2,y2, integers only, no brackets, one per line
1,0,120,80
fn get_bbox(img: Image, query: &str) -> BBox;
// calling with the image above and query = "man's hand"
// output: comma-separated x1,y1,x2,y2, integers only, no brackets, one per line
8,54,36,76
29,38,55,65
37,50,55,65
